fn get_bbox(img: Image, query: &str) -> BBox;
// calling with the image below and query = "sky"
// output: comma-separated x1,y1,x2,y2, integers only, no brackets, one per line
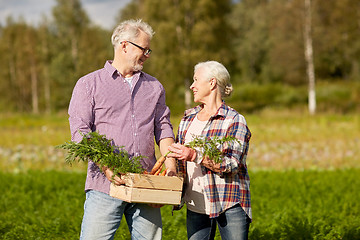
0,0,131,30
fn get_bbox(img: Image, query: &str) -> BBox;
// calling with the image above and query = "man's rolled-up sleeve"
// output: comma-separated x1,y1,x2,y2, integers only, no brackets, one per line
154,85,174,144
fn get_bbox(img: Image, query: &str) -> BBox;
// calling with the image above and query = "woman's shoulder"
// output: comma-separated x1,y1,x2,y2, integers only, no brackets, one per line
222,104,247,124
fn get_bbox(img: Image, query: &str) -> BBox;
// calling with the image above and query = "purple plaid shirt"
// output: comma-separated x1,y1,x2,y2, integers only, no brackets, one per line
68,61,174,194
176,103,252,219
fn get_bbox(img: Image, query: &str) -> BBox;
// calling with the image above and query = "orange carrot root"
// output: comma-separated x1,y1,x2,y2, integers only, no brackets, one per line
154,168,162,175
150,155,166,175
160,168,167,176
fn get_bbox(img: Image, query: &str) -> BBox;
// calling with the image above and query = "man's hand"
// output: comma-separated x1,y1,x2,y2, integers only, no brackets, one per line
167,143,197,162
165,168,177,176
102,166,126,185
148,204,164,208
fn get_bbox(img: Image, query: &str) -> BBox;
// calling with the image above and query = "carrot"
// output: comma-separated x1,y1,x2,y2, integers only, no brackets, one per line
160,168,167,176
154,167,162,175
150,154,167,175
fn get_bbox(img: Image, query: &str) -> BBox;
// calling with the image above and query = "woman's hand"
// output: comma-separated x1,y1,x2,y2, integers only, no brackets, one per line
167,143,197,162
201,156,221,173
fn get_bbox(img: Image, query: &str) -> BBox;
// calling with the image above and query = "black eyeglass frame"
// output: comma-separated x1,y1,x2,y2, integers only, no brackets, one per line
125,41,152,56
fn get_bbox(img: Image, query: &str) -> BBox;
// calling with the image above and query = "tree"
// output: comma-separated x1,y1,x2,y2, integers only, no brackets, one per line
312,0,360,80
38,18,53,114
229,0,270,83
52,0,89,70
116,0,233,112
304,0,316,114
25,26,40,114
51,0,91,109
0,0,359,113
0,18,35,112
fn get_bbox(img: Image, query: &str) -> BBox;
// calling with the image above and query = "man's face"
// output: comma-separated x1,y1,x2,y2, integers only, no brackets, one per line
127,31,151,72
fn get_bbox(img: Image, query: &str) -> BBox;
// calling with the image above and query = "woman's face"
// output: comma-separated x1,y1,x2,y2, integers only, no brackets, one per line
190,67,212,103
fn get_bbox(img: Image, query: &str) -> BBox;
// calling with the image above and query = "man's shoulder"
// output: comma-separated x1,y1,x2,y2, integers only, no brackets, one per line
81,68,105,80
141,71,158,81
140,72,163,88
77,67,109,86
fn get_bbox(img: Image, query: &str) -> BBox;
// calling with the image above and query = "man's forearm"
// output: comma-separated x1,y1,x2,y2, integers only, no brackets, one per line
158,137,177,174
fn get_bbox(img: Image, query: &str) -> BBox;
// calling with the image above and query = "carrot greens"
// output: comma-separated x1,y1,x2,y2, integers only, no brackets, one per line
185,135,240,164
57,131,145,175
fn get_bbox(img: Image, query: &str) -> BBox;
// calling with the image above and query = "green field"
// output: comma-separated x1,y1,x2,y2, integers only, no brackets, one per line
0,111,359,239
1,170,359,239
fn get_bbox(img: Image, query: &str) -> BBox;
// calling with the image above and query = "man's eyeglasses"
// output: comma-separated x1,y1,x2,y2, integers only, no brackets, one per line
126,41,152,56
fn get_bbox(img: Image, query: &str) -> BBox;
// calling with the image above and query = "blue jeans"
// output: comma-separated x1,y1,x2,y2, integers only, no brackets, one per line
187,204,251,240
80,190,162,240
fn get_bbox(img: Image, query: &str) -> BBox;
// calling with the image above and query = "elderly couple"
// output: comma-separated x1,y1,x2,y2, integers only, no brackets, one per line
68,19,251,240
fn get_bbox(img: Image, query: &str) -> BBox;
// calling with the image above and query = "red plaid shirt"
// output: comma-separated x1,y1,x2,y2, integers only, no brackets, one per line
176,103,252,219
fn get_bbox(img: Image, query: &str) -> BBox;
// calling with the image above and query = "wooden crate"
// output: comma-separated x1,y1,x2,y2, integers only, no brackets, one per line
109,173,183,205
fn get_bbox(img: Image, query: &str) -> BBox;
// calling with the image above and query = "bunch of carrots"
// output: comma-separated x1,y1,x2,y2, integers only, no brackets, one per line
146,152,169,176
149,135,240,176
58,131,170,177
58,131,238,177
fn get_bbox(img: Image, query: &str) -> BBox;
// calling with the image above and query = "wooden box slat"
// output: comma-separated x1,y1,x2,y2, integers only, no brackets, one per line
109,174,183,205
110,184,182,205
122,173,183,191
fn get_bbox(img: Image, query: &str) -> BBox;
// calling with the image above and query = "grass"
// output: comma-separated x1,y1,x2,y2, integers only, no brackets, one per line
1,110,359,171
1,170,359,239
0,113,70,147
249,170,360,239
0,110,359,239
0,171,85,239
245,109,360,170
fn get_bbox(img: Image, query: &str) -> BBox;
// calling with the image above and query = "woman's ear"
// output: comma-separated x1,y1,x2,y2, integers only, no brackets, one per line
210,78,217,90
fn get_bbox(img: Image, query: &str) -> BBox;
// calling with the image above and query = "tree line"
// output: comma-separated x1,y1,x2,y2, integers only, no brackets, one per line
0,0,359,114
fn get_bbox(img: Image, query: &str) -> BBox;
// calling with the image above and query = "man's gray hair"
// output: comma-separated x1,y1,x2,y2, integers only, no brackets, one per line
111,19,155,49
194,61,233,97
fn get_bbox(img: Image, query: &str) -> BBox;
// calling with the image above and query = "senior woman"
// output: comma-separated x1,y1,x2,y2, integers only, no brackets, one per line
168,61,252,240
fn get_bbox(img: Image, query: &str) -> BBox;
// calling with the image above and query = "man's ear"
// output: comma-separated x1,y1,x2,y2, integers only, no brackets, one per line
121,41,127,53
115,42,126,54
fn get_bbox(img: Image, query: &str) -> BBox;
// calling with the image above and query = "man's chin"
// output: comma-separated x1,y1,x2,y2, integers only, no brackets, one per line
133,65,143,72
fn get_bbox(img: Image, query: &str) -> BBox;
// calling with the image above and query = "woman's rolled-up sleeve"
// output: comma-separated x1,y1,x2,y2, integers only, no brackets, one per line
218,115,251,174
